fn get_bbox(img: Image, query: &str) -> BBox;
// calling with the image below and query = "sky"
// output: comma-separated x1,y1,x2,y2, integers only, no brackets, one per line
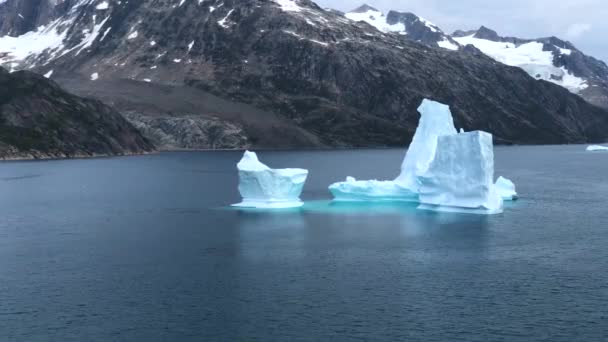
316,0,608,63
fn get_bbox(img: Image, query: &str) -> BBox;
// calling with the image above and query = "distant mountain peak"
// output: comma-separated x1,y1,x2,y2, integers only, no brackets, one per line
350,4,380,13
474,26,500,41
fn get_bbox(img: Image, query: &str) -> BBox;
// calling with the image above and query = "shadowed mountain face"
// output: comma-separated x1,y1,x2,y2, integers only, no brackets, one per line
0,67,153,159
1,0,608,149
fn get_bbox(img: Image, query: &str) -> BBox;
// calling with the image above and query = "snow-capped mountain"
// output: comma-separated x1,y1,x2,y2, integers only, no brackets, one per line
1,0,608,148
345,4,459,51
453,26,608,109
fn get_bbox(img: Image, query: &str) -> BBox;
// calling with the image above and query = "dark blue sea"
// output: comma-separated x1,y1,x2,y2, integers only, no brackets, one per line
1,146,607,341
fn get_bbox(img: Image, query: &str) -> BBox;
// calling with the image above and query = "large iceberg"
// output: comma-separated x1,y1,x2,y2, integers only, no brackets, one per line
329,99,456,201
328,98,516,215
495,176,518,200
232,151,308,208
586,145,608,152
417,131,504,214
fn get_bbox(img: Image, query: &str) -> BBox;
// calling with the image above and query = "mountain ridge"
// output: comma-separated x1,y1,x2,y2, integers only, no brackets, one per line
0,0,607,151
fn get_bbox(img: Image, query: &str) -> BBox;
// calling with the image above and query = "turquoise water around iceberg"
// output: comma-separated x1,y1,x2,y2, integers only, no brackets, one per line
1,146,607,341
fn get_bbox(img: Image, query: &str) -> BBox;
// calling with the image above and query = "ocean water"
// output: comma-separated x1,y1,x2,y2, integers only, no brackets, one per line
1,146,607,341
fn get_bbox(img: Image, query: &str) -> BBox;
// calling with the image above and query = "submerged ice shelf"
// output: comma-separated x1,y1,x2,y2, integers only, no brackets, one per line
232,151,308,209
329,177,418,202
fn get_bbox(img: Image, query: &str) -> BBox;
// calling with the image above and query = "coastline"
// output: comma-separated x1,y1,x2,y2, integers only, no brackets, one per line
1,141,604,162
0,150,157,162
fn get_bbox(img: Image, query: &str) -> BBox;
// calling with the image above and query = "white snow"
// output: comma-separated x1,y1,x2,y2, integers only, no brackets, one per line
271,0,302,12
282,30,328,47
417,131,504,214
43,70,53,78
72,15,110,55
495,176,518,200
437,38,458,51
18,13,24,19
217,9,234,28
95,1,109,10
345,8,405,33
178,0,186,6
173,58,181,63
99,26,111,41
0,18,68,67
150,65,157,69
453,35,588,93
149,40,156,46
90,72,99,80
127,30,138,39
187,40,194,52
586,145,608,151
143,78,151,82
232,151,309,209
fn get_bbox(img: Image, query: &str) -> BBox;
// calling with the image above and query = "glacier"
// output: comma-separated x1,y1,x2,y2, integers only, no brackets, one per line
232,151,309,209
495,176,518,200
586,145,608,152
417,131,504,214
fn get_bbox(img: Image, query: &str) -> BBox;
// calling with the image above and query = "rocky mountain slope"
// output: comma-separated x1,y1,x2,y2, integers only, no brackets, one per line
343,5,608,109
0,67,153,159
1,0,608,148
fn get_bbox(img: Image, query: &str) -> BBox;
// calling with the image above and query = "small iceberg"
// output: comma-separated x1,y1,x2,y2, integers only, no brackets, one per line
417,131,504,214
495,176,518,200
586,145,608,152
232,151,308,209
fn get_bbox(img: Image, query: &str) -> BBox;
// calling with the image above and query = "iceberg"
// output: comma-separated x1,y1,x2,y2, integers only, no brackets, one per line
395,99,458,189
329,99,456,201
417,131,504,214
495,176,518,200
586,145,608,151
232,151,308,208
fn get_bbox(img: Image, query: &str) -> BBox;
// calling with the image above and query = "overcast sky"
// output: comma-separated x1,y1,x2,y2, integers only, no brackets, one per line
316,0,608,63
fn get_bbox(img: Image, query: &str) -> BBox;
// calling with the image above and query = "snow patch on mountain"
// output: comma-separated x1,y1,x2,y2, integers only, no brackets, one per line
96,1,109,10
344,7,405,33
437,38,458,51
218,9,235,28
272,0,303,13
454,35,588,93
0,18,69,69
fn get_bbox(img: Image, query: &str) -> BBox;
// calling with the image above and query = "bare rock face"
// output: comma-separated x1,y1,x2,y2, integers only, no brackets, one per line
124,112,249,150
1,0,608,148
0,67,153,159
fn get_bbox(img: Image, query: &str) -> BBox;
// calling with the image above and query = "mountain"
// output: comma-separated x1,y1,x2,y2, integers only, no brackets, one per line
0,67,153,159
1,0,608,148
453,26,608,109
345,4,459,51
